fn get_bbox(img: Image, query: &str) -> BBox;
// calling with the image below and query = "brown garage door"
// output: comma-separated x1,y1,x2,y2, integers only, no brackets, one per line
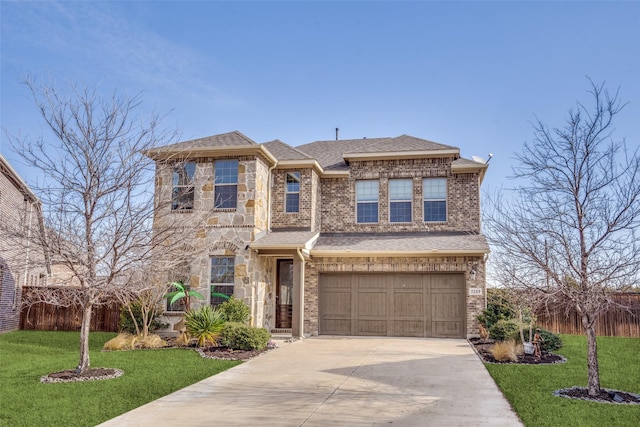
319,273,465,338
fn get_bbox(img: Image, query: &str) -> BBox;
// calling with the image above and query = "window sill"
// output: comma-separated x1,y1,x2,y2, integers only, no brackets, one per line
171,209,193,214
212,208,237,212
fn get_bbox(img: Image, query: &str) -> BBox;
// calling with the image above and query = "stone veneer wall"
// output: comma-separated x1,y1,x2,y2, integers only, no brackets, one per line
303,255,486,338
154,154,271,334
320,158,480,233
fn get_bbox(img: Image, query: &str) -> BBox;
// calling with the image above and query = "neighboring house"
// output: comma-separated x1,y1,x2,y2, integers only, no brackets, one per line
0,154,48,333
146,131,489,338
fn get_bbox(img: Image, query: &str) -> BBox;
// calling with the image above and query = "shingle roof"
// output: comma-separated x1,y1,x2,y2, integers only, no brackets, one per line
262,140,312,161
154,130,258,151
251,230,319,249
296,135,458,171
311,232,489,254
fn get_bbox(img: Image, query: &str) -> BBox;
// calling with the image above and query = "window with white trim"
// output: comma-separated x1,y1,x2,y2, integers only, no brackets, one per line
423,178,447,222
214,160,238,209
285,172,300,213
389,179,412,223
356,180,379,223
172,162,195,210
210,256,235,307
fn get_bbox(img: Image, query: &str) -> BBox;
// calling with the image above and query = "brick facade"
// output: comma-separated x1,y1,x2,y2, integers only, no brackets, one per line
320,158,481,233
149,132,488,339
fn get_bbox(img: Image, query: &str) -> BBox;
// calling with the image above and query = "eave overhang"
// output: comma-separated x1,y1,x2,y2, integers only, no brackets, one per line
143,145,278,166
309,248,490,257
343,149,460,162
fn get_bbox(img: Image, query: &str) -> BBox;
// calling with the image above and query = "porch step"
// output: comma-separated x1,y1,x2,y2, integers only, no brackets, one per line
270,328,292,340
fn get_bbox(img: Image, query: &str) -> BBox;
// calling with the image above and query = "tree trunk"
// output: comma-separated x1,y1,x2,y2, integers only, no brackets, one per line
76,303,93,374
582,314,601,396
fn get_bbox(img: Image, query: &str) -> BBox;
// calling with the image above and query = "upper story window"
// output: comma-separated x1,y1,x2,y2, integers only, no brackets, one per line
389,179,413,223
214,160,238,209
356,180,379,223
210,256,235,307
285,172,301,213
423,178,447,222
172,162,196,211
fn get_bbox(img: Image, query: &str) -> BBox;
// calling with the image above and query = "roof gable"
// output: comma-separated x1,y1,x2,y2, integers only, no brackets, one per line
296,134,459,170
156,130,258,152
263,140,312,161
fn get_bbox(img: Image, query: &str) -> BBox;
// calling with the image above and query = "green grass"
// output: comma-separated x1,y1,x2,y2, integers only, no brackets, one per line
485,334,640,427
0,330,241,426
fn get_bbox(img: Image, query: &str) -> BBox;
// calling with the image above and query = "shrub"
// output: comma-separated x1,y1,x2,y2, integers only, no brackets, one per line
221,322,271,351
524,328,563,352
103,333,167,350
184,305,226,347
118,302,165,334
489,319,520,342
490,340,518,362
217,297,250,324
477,288,516,329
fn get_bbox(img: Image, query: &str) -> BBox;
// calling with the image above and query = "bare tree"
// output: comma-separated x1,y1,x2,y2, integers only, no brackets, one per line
485,80,640,397
7,79,184,374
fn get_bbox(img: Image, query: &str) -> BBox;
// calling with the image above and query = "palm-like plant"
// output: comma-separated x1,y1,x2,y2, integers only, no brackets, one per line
184,305,226,347
164,281,205,312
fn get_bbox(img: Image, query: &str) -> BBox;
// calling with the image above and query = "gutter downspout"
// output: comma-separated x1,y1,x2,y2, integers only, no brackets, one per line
484,252,489,309
294,247,306,338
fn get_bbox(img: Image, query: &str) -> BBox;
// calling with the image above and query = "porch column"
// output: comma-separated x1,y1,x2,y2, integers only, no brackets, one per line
292,255,305,337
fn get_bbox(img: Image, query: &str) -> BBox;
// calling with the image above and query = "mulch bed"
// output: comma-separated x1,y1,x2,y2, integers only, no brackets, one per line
41,339,273,383
197,346,271,361
470,338,640,405
555,387,640,405
469,338,566,364
41,368,123,383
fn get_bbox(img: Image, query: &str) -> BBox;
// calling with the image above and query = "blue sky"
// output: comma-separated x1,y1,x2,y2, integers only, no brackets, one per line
1,0,639,195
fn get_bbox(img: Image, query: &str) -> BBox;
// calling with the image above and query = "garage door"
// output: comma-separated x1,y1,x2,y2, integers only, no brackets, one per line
319,273,465,338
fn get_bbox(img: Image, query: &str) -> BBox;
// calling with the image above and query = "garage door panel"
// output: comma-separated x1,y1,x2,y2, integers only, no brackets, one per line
357,292,387,316
357,320,387,335
319,274,353,335
432,321,464,338
394,292,424,317
393,320,424,337
319,273,466,338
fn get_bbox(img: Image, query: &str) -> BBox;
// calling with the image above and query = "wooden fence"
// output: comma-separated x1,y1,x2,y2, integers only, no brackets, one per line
20,287,121,332
535,293,640,338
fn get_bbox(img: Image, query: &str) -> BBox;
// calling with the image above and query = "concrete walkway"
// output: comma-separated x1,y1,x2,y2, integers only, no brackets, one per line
99,337,523,427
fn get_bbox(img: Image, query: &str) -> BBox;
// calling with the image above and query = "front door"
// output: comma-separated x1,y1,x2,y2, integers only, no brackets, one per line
276,259,293,329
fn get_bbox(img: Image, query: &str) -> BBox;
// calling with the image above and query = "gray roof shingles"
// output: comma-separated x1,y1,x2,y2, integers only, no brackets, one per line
295,135,458,170
251,230,318,248
262,140,312,161
311,232,489,253
155,130,258,151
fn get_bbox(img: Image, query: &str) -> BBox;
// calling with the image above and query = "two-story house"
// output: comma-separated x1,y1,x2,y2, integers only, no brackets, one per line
0,154,48,333
145,131,489,338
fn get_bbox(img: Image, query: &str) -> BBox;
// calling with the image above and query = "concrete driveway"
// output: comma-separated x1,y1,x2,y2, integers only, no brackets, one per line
99,337,523,427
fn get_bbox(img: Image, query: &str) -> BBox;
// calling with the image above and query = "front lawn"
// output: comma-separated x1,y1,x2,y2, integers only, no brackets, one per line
485,334,640,427
0,330,241,426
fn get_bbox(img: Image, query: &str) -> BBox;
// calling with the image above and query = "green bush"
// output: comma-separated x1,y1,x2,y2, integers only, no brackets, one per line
489,319,520,342
524,328,563,352
217,297,250,324
221,322,271,351
184,305,226,347
477,288,516,329
118,302,165,334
